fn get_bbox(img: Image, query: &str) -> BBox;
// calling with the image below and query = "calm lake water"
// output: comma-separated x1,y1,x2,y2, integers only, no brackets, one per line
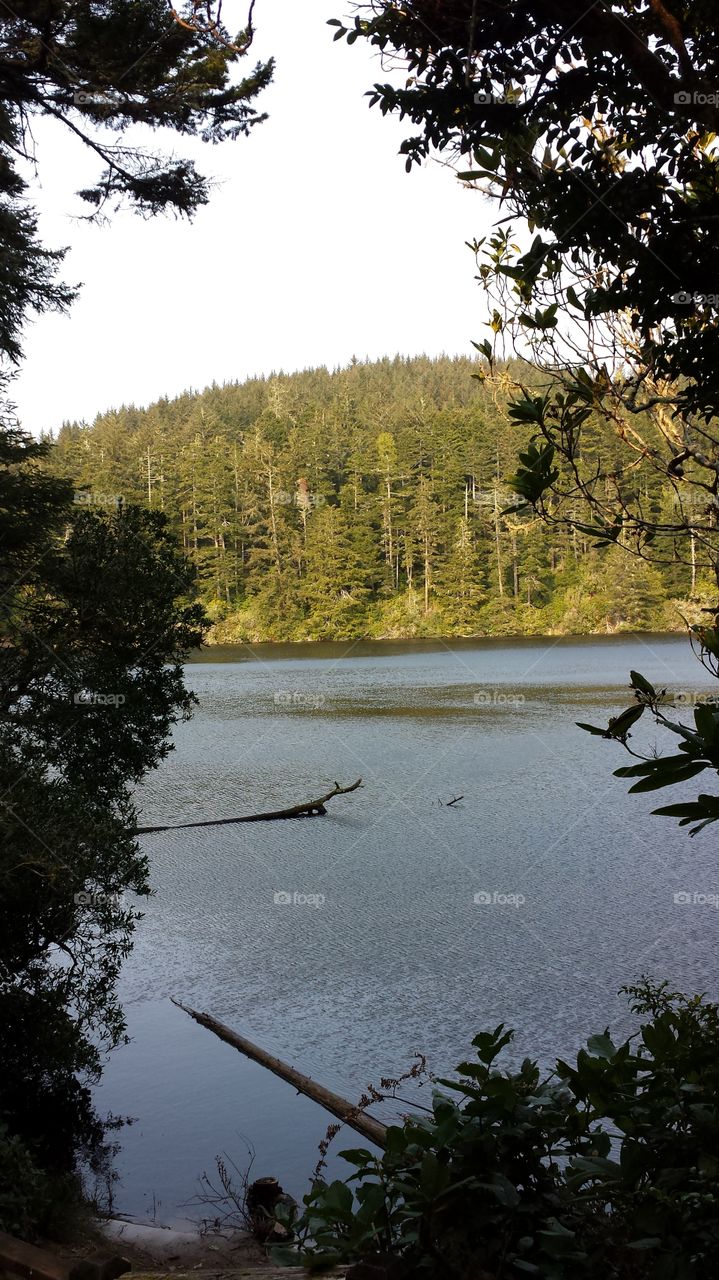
95,634,719,1226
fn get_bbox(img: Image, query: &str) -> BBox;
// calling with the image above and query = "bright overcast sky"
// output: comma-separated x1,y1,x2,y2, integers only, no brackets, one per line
13,1,496,437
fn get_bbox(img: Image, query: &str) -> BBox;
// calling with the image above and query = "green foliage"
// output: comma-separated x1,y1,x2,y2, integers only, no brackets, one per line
0,1,273,362
0,1125,52,1239
507,441,558,508
578,654,719,833
0,1123,85,1243
337,1,719,421
48,356,697,641
0,1,266,1239
277,981,719,1279
0,426,206,1235
335,2,719,840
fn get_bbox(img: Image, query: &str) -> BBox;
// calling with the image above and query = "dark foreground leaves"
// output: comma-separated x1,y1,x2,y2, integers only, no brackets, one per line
276,979,719,1280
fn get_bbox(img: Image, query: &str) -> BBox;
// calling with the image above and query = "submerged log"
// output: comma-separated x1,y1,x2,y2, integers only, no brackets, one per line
136,777,362,834
171,998,388,1150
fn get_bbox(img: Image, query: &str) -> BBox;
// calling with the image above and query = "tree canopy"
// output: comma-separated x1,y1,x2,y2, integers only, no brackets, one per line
0,426,205,1233
282,979,719,1280
0,0,271,1236
48,354,704,641
0,0,273,361
333,0,719,419
332,1,719,830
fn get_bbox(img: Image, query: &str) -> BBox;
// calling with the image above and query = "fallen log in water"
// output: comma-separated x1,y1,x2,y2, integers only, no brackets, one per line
171,998,388,1150
136,777,362,834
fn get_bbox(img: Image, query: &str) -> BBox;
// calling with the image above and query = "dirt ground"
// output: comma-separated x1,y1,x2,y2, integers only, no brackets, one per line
49,1216,271,1275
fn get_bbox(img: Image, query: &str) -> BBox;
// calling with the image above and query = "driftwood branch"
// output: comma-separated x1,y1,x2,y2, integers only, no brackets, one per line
171,999,387,1150
136,778,362,835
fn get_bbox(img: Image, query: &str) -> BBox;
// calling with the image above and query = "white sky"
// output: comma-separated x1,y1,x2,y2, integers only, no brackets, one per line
13,1,496,436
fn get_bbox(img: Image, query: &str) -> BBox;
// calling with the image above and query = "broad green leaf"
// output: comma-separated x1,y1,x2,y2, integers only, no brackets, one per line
628,762,706,792
586,1031,617,1059
576,720,609,736
606,705,645,738
629,670,656,697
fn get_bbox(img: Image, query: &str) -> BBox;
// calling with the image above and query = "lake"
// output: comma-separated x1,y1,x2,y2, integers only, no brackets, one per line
95,634,719,1226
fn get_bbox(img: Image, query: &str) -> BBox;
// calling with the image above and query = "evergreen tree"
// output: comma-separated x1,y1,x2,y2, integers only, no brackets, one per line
1,429,204,1230
0,1,273,366
409,475,443,616
300,502,376,639
50,355,693,643
438,516,486,633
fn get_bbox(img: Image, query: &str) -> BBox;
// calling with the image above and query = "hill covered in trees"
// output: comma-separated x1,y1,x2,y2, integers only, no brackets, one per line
49,355,705,642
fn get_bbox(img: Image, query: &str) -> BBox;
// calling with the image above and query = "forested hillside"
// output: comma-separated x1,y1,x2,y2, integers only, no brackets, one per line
49,355,703,641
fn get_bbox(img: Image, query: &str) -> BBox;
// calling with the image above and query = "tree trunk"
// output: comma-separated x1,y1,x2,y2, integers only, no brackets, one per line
171,1000,388,1150
511,531,519,601
493,487,504,597
268,465,283,573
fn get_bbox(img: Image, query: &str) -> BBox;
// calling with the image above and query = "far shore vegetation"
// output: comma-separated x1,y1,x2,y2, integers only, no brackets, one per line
50,355,710,645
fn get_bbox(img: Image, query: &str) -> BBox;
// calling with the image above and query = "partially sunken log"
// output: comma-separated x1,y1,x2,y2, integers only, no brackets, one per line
171,999,388,1150
136,777,362,835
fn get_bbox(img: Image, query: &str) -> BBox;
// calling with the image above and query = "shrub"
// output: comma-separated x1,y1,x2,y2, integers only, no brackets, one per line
278,980,719,1279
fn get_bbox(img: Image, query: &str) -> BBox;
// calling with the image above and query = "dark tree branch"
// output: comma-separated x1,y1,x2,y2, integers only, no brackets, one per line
136,777,362,834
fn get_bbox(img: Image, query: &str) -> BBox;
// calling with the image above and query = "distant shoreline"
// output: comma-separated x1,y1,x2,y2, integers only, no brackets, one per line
191,625,693,659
